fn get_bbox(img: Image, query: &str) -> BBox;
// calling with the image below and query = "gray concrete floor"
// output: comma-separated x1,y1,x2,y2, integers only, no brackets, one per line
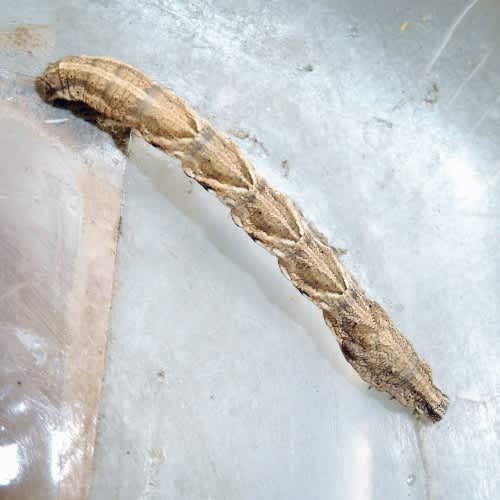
1,0,500,499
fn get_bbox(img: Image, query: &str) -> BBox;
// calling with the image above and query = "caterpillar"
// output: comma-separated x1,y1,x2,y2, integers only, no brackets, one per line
36,56,448,421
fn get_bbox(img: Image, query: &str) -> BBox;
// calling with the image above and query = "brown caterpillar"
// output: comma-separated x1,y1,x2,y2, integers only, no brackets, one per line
36,56,448,421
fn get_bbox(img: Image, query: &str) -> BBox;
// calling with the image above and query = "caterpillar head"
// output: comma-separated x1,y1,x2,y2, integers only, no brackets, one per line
414,390,449,422
408,362,449,422
324,296,449,422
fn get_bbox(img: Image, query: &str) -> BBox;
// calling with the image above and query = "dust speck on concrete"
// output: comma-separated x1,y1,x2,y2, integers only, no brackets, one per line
348,25,359,38
281,159,290,177
0,24,55,54
373,117,394,128
424,82,440,105
228,127,250,140
299,64,314,72
228,128,269,155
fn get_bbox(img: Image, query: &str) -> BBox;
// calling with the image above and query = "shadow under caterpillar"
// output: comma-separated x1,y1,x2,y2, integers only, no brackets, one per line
36,56,448,421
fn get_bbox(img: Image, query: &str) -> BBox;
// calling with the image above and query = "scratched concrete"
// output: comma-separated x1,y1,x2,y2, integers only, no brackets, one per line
1,0,500,499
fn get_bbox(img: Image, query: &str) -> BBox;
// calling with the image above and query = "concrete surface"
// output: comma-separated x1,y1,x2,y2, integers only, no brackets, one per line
1,0,500,499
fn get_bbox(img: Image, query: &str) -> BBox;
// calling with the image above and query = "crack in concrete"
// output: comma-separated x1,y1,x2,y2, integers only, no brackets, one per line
455,394,500,406
415,420,432,500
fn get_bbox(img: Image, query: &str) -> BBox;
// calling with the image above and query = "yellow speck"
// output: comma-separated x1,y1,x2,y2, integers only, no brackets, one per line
150,447,164,463
400,21,409,33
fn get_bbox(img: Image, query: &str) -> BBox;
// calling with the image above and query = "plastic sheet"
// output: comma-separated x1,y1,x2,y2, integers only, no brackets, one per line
0,97,122,499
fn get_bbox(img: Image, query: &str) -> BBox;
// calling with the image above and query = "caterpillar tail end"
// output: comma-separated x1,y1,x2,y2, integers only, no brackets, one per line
35,62,66,102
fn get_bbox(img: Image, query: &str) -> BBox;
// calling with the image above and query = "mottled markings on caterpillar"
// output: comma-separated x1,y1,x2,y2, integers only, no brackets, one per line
231,179,303,252
36,56,448,422
180,127,256,198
